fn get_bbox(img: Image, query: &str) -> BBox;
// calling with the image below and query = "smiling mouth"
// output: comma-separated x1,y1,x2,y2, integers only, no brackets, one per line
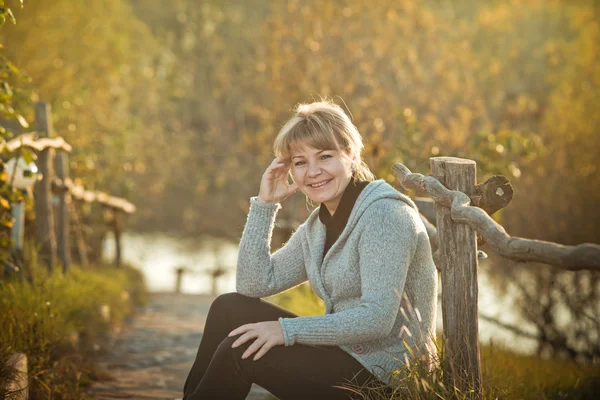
308,180,331,188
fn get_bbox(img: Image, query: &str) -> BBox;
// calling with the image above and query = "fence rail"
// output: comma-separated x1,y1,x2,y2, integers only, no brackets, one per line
52,177,136,214
392,163,600,271
0,131,72,153
3,101,135,274
392,157,600,398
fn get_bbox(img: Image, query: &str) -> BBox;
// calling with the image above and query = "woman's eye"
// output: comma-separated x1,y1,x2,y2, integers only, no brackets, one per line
320,154,332,160
294,161,305,167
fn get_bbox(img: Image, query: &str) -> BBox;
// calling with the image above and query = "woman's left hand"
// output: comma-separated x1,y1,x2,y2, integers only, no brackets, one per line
228,321,285,361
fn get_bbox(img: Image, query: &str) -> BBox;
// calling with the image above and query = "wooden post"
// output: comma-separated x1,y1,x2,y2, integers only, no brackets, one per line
175,266,185,293
55,152,71,274
10,200,25,252
9,199,26,278
210,273,218,296
207,265,226,296
430,157,481,397
112,209,122,267
33,102,57,271
69,201,89,268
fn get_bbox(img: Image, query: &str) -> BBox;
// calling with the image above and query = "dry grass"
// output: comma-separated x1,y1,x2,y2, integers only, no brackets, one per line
268,284,600,399
0,260,147,399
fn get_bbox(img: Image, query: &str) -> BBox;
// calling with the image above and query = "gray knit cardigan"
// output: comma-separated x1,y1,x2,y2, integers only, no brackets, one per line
236,180,438,385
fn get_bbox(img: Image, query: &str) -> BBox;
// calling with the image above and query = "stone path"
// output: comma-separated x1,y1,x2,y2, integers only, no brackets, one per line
90,293,275,400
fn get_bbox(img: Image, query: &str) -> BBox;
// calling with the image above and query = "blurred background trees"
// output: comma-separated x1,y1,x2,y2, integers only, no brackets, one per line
0,0,598,360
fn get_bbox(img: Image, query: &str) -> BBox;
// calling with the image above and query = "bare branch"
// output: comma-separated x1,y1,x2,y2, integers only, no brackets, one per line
479,313,538,340
392,163,600,271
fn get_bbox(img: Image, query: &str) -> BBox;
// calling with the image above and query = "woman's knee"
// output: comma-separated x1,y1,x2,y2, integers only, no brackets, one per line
212,335,249,368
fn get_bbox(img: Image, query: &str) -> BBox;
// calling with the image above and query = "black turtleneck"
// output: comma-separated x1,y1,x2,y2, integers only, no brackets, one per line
319,178,369,259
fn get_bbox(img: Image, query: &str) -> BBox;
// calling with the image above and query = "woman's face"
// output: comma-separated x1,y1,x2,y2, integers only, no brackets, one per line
290,142,354,215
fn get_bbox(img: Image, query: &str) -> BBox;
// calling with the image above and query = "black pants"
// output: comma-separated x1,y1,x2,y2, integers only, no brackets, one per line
182,292,381,399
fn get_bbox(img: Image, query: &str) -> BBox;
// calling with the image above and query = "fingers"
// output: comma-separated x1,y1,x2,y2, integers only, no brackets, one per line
233,332,257,349
228,322,280,361
265,160,289,177
252,341,276,361
228,323,253,338
242,337,267,360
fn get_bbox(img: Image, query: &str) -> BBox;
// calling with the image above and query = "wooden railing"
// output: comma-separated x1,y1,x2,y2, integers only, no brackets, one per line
3,102,135,275
392,157,600,398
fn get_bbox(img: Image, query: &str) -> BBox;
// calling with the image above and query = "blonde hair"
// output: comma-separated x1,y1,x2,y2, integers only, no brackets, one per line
273,99,375,182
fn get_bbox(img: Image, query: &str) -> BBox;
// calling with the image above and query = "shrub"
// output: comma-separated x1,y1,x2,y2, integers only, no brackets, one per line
0,263,146,399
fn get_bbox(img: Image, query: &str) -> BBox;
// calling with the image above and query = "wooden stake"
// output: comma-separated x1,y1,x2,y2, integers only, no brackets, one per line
112,210,122,267
69,201,89,269
430,157,482,397
56,152,71,273
33,102,57,271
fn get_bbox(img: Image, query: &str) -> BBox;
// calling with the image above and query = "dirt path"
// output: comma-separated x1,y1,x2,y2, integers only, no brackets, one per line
90,293,274,400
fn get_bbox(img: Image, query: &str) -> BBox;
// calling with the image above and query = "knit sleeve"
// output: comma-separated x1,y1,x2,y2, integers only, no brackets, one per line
235,197,308,298
279,200,419,346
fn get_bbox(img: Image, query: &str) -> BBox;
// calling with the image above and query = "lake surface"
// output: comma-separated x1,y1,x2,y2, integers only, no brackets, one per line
103,232,538,354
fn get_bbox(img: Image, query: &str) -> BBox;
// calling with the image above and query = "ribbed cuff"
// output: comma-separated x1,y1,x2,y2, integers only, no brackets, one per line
278,317,294,346
278,316,340,346
250,196,281,210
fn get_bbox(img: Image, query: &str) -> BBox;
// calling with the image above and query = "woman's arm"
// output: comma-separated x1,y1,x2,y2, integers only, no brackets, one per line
235,197,308,298
236,156,306,298
278,201,421,346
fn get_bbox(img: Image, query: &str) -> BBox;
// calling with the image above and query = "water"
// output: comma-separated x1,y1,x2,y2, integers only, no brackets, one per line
103,232,537,354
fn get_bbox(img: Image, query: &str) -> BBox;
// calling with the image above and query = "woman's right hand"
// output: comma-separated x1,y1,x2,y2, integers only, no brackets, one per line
257,157,298,204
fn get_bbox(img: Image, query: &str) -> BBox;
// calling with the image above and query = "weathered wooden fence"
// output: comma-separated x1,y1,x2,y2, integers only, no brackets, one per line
2,101,136,276
392,156,600,398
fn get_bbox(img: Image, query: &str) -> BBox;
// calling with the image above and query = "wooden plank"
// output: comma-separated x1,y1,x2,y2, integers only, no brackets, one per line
33,102,57,271
430,156,481,397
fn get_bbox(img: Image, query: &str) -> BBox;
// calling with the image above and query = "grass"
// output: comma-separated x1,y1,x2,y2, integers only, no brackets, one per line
0,347,25,400
0,259,147,400
267,283,600,400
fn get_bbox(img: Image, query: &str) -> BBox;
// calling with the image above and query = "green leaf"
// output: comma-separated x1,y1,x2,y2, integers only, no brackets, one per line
22,151,34,164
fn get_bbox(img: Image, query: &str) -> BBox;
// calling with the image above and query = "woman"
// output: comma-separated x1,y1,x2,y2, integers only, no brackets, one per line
182,100,437,399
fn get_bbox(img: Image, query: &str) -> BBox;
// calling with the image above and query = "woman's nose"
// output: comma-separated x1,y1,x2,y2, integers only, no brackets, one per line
307,162,322,177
